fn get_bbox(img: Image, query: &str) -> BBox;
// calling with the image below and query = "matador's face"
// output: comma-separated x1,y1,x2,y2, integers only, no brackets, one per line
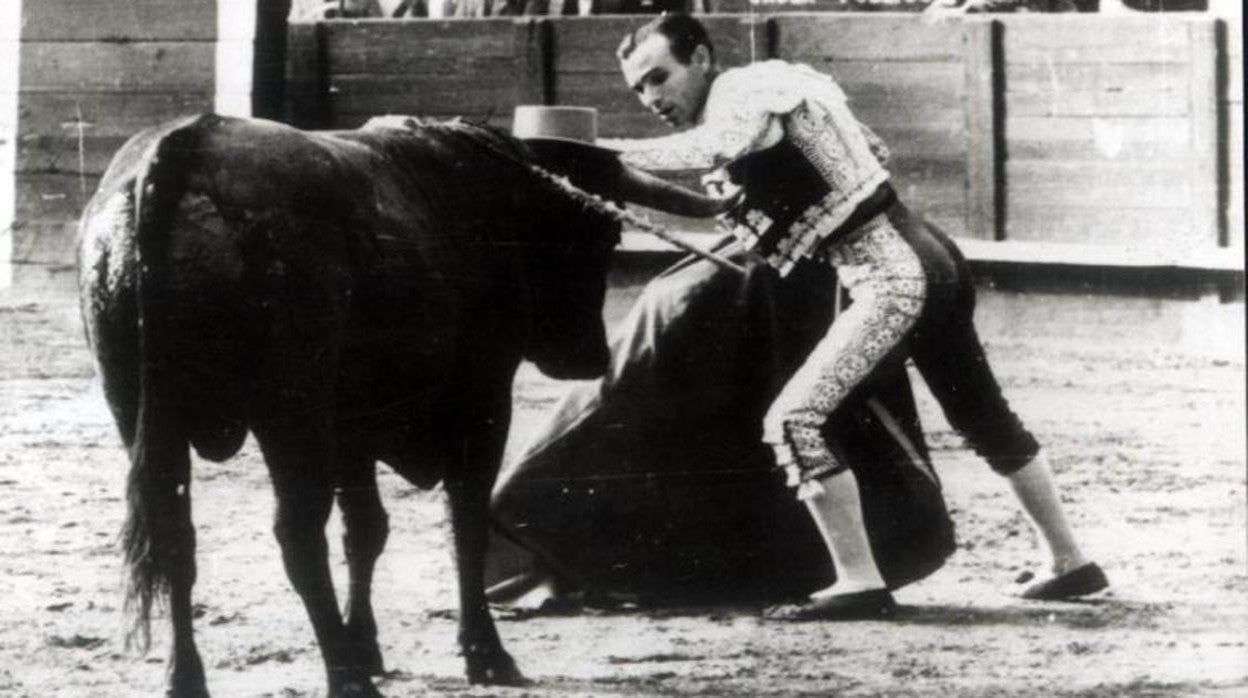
620,34,713,129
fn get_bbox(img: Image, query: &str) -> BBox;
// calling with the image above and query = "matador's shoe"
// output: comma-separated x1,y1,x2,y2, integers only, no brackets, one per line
763,589,897,621
1021,562,1109,600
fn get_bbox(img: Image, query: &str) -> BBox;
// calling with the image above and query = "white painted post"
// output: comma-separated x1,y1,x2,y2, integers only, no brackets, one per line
216,0,258,117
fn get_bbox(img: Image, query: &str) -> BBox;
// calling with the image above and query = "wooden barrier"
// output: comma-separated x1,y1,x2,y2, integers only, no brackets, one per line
7,0,216,287
999,15,1223,252
290,13,1240,271
2,0,291,289
2,8,1240,289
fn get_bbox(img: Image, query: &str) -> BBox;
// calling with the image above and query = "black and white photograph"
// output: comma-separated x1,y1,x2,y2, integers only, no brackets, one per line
0,0,1244,695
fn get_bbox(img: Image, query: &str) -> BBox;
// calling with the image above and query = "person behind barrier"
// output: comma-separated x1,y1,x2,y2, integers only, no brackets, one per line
601,12,1108,619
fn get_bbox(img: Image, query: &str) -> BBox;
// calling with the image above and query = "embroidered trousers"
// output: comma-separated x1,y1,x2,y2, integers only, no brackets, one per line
763,202,1040,498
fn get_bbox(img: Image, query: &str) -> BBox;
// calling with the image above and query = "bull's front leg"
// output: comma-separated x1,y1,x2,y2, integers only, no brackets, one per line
443,412,526,686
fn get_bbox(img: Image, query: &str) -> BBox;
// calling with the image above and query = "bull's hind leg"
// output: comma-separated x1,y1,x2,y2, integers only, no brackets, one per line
337,463,389,675
254,421,381,698
164,444,209,698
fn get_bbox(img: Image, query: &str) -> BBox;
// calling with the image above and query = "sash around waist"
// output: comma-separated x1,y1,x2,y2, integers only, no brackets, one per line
723,180,899,263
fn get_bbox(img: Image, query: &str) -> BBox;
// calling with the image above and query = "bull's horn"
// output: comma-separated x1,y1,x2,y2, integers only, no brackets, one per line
616,164,737,219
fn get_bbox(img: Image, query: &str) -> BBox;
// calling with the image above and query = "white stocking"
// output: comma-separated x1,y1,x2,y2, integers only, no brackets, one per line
803,469,887,596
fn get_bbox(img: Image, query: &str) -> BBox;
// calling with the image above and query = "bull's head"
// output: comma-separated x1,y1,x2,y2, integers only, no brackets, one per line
519,140,732,380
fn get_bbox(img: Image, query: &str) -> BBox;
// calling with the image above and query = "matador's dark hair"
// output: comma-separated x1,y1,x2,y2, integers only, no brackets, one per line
616,12,715,65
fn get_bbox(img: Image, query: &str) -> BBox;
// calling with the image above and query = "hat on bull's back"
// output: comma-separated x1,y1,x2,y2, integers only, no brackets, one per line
512,105,617,152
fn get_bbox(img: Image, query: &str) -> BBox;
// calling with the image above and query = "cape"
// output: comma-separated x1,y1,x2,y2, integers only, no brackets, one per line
488,237,956,605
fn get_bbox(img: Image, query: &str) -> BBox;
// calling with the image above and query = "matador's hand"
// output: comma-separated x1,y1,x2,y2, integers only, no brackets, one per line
701,171,744,214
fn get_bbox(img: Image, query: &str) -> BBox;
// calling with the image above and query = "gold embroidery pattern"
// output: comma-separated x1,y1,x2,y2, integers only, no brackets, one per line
762,99,892,276
763,222,926,495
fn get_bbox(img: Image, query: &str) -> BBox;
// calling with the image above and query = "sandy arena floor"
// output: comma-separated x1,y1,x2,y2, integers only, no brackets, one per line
1,275,1245,697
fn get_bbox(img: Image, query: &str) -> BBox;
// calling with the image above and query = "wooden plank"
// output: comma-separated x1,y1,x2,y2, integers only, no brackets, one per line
1007,179,1201,212
1186,19,1222,247
1001,15,1191,64
818,61,965,115
549,16,649,72
773,14,963,63
20,42,215,92
21,0,216,41
328,85,523,119
9,221,80,273
1006,115,1191,161
328,71,522,94
1004,203,1200,246
514,18,552,106
322,19,517,74
555,72,653,112
964,18,1000,241
17,134,131,176
1006,58,1190,118
745,15,775,61
285,22,328,129
551,15,757,73
17,91,213,137
253,0,293,121
1006,160,1195,209
1006,61,1189,96
330,54,521,79
870,124,965,161
1008,88,1188,118
16,173,99,223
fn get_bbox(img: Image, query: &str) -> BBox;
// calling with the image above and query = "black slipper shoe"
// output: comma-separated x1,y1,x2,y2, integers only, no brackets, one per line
763,589,897,621
1021,562,1109,600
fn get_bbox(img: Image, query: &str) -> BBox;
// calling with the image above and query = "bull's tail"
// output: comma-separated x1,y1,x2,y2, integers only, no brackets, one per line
120,114,214,651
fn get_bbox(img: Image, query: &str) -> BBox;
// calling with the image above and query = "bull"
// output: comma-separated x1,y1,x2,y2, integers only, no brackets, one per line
78,113,729,697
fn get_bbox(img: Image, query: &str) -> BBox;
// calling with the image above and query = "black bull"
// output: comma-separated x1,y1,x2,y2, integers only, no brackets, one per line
77,113,719,696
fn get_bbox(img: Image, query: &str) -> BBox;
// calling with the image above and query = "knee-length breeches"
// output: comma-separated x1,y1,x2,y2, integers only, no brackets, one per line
763,207,1040,499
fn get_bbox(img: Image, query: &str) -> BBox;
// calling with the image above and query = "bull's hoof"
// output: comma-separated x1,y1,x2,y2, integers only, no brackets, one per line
166,662,210,698
465,648,527,686
165,683,210,698
330,676,384,698
349,639,386,676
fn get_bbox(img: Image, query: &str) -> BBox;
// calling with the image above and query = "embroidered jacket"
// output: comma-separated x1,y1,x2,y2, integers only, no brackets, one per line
602,60,891,276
